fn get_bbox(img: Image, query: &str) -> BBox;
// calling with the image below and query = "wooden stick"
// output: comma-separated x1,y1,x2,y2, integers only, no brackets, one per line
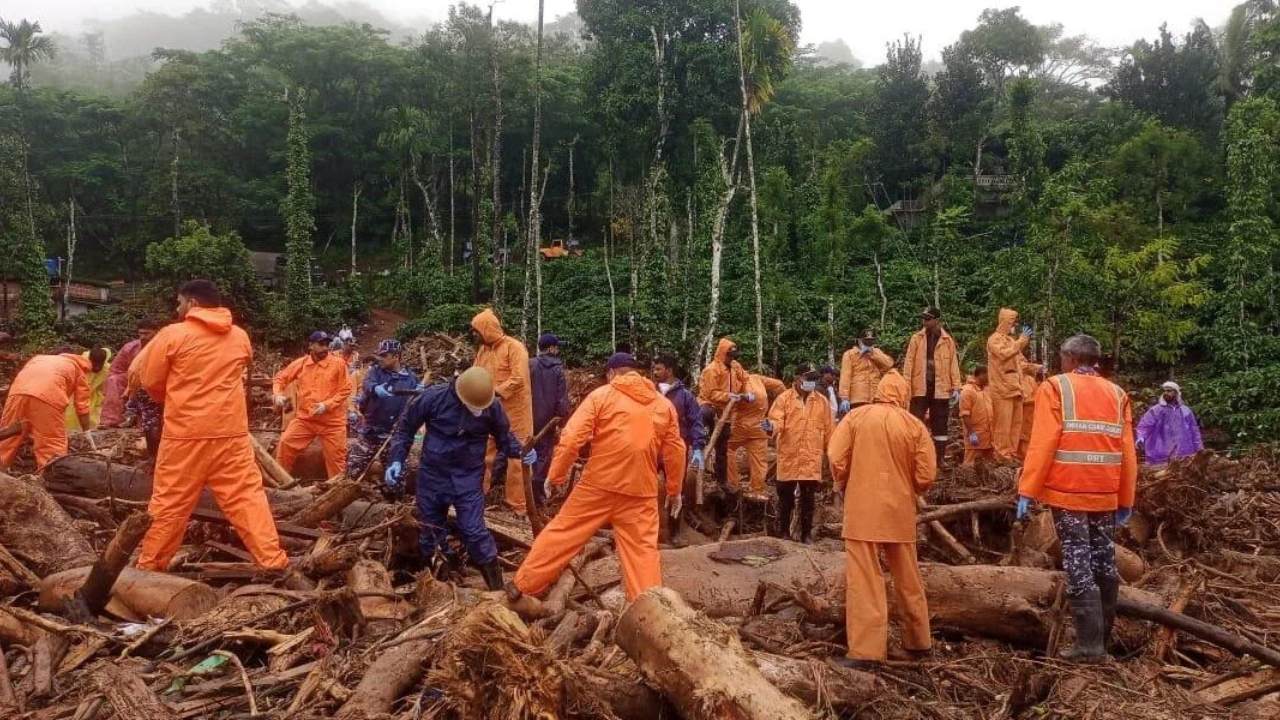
696,398,737,506
916,496,974,564
520,418,561,536
70,511,152,620
0,543,40,589
248,434,291,489
916,497,1015,524
1119,598,1280,668
1154,577,1199,662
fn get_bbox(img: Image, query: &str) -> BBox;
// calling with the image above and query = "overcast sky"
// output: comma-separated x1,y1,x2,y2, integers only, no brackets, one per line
3,0,1243,63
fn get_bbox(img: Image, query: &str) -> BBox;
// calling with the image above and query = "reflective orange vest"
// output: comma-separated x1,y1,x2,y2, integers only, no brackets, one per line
1044,373,1127,495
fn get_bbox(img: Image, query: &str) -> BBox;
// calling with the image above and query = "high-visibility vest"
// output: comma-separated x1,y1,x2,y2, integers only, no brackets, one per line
1046,373,1128,495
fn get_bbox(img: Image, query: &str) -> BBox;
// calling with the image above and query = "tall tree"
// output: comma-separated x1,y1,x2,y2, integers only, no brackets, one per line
522,0,546,342
1105,22,1224,138
869,36,930,195
0,18,56,91
282,87,315,325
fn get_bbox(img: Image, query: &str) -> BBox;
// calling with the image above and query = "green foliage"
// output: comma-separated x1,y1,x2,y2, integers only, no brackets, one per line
397,304,483,340
1196,365,1280,445
144,221,264,323
55,306,139,350
282,87,315,325
0,132,56,345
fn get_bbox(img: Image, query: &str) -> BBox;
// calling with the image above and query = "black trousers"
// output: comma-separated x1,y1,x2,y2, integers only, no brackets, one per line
776,481,817,542
910,396,951,462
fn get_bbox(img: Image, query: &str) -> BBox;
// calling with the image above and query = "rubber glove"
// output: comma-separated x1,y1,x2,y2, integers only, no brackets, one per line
743,392,756,404
313,402,328,415
543,476,554,501
968,432,979,447
691,448,705,469
374,383,394,399
522,448,538,466
347,411,359,425
384,461,404,498
1115,507,1133,526
273,394,288,409
951,388,962,403
839,400,851,415
1135,437,1145,451
1020,325,1035,339
668,493,683,518
727,393,743,402
760,419,774,435
1015,495,1032,520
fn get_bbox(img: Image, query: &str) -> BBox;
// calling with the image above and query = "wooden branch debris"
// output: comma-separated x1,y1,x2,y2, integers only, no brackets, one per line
917,495,975,564
249,434,295,489
695,398,737,506
65,511,152,622
92,661,176,720
1119,597,1280,668
916,496,1015,524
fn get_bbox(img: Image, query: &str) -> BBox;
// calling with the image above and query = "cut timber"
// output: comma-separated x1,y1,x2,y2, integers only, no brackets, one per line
616,587,812,720
1196,668,1280,705
0,471,95,576
336,637,432,719
92,661,176,720
346,560,413,632
39,567,218,621
291,480,363,528
753,652,883,711
67,511,152,621
250,434,294,488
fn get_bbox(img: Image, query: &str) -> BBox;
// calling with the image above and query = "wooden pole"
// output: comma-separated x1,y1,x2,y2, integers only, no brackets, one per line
66,511,152,621
520,418,561,536
1119,597,1280,668
696,398,737,506
249,434,292,489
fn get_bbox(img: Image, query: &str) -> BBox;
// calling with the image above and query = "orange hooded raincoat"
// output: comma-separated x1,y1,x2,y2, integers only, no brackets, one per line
136,307,287,571
472,309,533,512
1017,358,1044,457
767,386,834,482
959,378,994,466
515,371,686,600
727,373,786,493
697,338,751,412
827,373,935,660
0,354,92,469
986,308,1030,459
838,345,895,406
273,352,352,477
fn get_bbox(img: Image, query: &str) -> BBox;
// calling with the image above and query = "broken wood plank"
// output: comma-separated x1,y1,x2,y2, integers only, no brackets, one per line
92,661,176,719
1196,668,1280,706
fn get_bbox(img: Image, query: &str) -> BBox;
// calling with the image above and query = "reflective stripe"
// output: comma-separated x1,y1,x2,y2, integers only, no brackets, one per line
1053,450,1123,465
932,435,949,442
1057,375,1075,421
1062,420,1124,437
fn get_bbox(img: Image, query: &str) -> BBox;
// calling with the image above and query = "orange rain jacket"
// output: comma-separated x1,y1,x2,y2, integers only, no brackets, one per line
730,374,787,442
958,380,994,449
547,371,687,497
9,354,93,417
902,328,964,399
838,345,894,405
698,338,751,413
828,373,937,542
767,387,834,482
140,307,253,438
1017,372,1139,513
272,353,352,425
472,309,533,438
986,308,1030,400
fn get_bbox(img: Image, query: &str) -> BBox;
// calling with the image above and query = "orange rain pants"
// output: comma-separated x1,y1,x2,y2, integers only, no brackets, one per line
0,395,68,470
726,436,768,494
844,539,931,661
991,396,1023,460
276,416,348,478
137,435,288,570
514,483,660,601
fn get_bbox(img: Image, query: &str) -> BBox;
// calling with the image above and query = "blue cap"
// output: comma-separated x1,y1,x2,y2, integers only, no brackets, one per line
538,333,561,350
376,339,402,356
308,331,331,344
606,352,637,371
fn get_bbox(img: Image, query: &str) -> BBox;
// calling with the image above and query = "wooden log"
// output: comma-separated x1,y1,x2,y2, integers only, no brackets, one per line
92,661,176,720
0,543,40,589
39,567,218,621
335,638,433,720
917,496,974,564
616,587,811,720
346,560,413,633
300,544,360,578
1118,597,1280,668
68,511,152,621
291,481,364,528
916,497,1015,524
249,434,293,489
753,652,884,711
0,471,96,576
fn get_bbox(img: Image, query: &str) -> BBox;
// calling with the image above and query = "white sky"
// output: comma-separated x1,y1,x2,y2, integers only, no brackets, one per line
2,0,1243,63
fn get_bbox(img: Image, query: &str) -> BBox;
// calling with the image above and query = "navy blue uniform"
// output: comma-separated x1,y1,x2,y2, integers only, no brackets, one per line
389,381,523,565
347,364,419,478
529,353,571,505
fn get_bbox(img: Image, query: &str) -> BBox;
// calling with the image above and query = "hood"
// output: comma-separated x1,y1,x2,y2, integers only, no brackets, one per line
470,308,506,346
713,337,737,364
611,370,657,404
533,354,563,370
186,306,234,334
1159,382,1183,406
997,308,1019,333
61,353,94,373
874,369,911,409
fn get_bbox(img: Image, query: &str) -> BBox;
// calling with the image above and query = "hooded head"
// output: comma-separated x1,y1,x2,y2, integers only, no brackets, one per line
610,366,658,404
1161,380,1182,405
185,306,234,334
714,338,739,365
997,308,1019,334
874,369,911,409
470,308,506,346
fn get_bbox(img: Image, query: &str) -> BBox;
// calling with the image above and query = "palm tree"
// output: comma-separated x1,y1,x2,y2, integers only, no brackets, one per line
0,18,57,91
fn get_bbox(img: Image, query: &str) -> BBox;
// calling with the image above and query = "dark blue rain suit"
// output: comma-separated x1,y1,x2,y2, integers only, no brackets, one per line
389,381,523,565
348,364,419,479
529,353,571,506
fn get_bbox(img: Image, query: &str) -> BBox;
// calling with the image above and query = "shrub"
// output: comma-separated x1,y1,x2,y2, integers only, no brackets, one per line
145,221,265,324
56,306,140,350
1194,365,1280,446
397,303,483,340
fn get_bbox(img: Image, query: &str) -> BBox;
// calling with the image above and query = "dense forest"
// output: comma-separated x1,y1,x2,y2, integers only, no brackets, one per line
3,1,1280,442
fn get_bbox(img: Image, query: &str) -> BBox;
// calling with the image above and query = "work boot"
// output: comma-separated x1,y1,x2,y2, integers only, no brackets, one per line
479,561,505,592
888,646,933,662
1098,575,1120,650
1061,588,1107,663
833,656,880,671
934,441,946,468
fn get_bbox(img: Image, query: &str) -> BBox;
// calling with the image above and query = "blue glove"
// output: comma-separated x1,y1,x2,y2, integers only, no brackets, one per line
1015,495,1032,520
761,419,774,434
743,392,756,403
691,448,705,469
968,432,979,447
374,383,394,399
415,382,428,391
839,400,851,415
1020,325,1034,339
1115,507,1132,526
384,461,404,497
522,448,538,466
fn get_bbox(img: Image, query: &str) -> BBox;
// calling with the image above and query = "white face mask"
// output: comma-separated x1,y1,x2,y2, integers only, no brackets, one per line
469,408,484,417
658,382,672,395
800,381,816,392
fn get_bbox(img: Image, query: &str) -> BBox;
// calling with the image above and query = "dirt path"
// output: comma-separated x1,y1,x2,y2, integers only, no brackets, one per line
355,308,410,356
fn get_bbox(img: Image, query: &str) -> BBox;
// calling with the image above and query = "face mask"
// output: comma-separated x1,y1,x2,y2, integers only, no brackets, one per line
469,407,484,417
311,350,329,361
800,381,816,392
658,382,672,395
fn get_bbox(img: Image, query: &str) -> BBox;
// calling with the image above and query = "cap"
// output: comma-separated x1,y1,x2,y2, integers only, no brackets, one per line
376,339,403,356
308,331,331,344
921,307,941,320
538,333,561,350
606,352,637,371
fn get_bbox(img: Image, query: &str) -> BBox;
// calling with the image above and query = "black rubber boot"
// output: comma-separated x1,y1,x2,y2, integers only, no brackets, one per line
479,561,504,591
934,441,947,468
1098,575,1120,650
1061,588,1107,663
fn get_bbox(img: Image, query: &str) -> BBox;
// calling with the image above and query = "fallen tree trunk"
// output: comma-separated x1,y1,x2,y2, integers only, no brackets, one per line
346,560,413,633
68,511,152,620
335,637,432,719
292,481,364,528
753,652,883,711
0,471,96,576
39,567,218,621
616,587,812,720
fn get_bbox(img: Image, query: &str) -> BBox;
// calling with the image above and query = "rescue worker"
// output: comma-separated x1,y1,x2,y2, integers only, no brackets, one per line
828,372,936,666
838,330,894,414
1136,381,1204,466
136,279,287,571
959,366,994,467
1016,334,1138,662
65,347,111,430
728,372,786,499
348,339,419,480
1018,354,1046,458
273,331,352,478
471,308,533,514
902,308,963,464
697,337,751,491
336,327,360,370
101,320,159,427
653,354,706,468
384,366,534,589
123,347,164,459
529,333,570,508
819,365,840,420
0,350,101,470
512,353,685,611
986,308,1034,460
764,364,834,543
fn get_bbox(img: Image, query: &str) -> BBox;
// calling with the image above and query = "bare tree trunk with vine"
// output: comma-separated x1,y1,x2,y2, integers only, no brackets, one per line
734,0,765,370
